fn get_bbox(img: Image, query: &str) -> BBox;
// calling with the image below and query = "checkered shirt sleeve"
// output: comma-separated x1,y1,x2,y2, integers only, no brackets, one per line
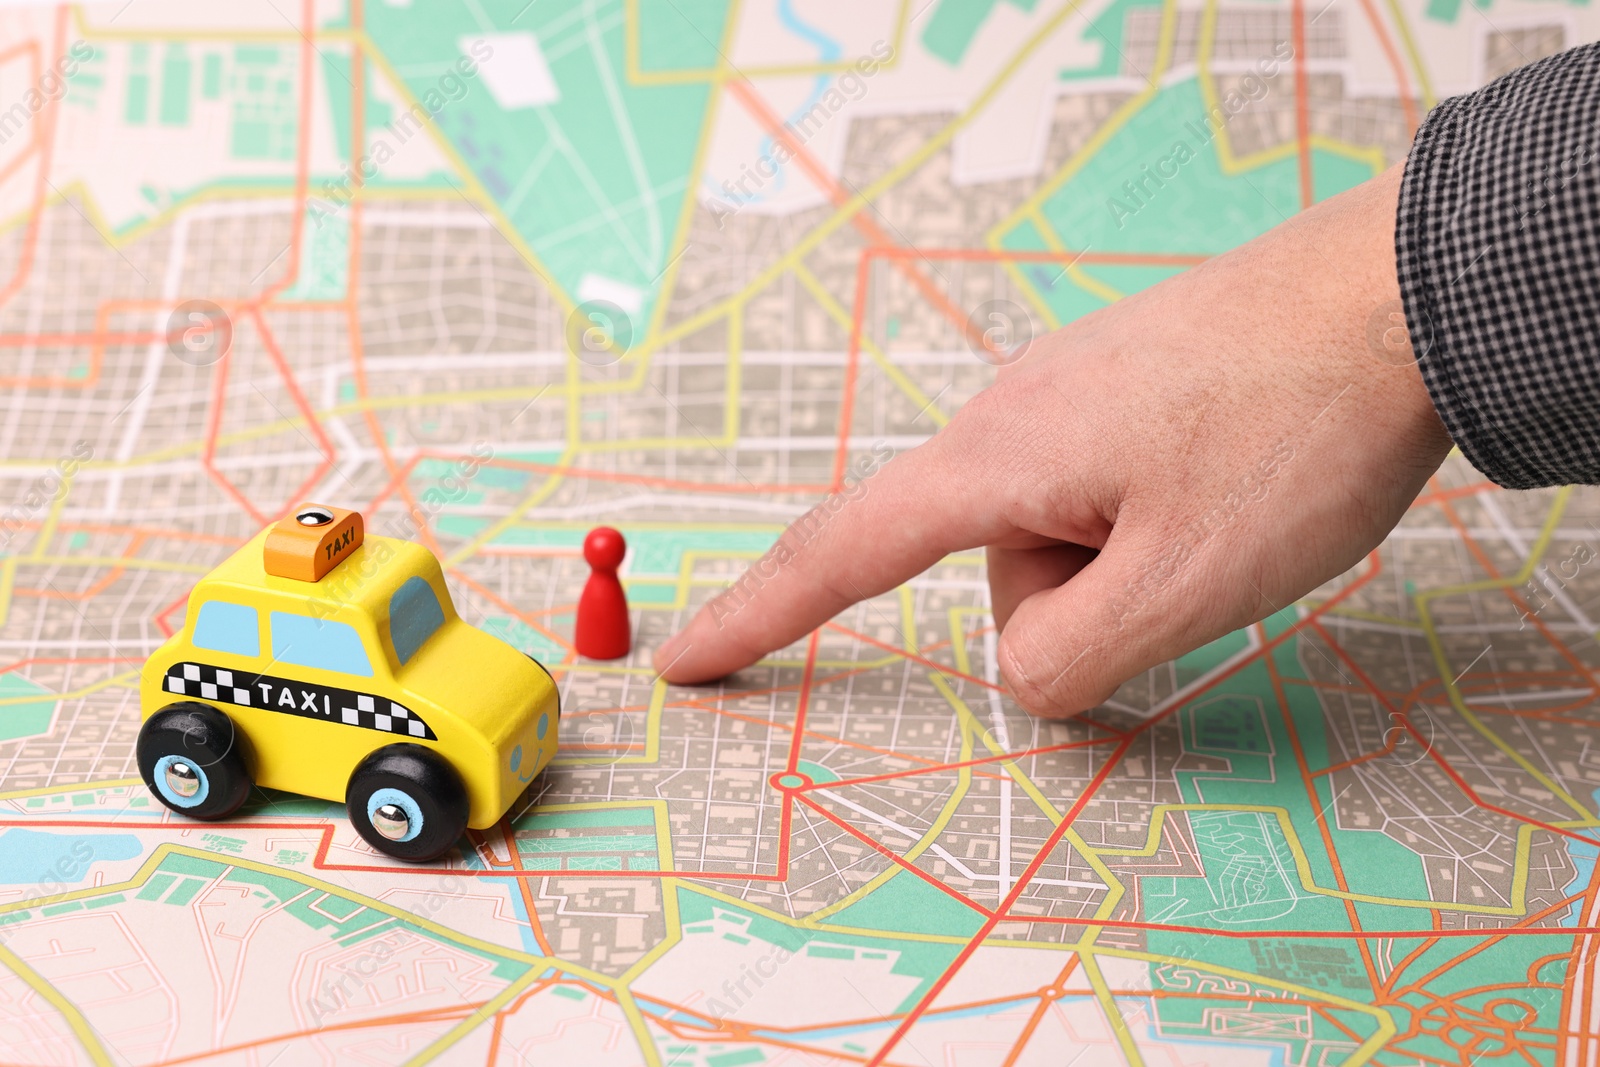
1397,43,1600,489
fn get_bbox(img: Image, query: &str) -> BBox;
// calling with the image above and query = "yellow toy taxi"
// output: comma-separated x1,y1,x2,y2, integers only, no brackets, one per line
136,504,561,862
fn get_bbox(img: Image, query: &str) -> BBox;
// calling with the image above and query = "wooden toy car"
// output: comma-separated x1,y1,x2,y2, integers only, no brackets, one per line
136,504,561,862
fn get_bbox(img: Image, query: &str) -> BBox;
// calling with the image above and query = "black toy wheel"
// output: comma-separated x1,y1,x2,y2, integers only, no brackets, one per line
137,703,254,820
346,744,468,863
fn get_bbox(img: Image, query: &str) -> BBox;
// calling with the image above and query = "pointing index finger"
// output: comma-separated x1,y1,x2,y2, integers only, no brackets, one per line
652,437,1003,684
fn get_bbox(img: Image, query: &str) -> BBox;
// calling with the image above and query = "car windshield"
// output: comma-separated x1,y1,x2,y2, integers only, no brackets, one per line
389,576,445,665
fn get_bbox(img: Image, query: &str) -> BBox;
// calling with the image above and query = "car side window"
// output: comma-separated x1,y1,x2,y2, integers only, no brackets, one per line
389,576,445,665
270,612,373,677
193,601,259,657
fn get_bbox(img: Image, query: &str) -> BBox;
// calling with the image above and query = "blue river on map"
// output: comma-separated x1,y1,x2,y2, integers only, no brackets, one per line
706,0,843,208
0,828,141,884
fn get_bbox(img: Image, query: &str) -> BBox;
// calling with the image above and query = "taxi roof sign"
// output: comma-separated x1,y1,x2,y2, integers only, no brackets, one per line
263,504,364,582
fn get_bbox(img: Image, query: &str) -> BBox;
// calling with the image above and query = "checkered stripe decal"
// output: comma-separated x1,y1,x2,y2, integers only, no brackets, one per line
164,662,435,741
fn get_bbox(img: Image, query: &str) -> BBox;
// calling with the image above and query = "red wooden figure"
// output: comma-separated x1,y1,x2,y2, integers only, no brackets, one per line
575,527,631,659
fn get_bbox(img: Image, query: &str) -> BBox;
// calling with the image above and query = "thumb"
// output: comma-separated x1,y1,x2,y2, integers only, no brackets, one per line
996,531,1223,716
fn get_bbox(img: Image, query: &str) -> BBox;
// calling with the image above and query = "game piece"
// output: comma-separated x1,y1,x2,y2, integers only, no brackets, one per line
576,526,631,659
135,503,561,863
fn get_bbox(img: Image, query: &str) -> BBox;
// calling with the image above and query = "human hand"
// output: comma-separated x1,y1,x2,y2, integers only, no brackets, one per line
653,162,1454,716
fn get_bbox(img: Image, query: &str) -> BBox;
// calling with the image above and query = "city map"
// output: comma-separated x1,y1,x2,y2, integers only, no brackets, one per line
0,0,1598,1064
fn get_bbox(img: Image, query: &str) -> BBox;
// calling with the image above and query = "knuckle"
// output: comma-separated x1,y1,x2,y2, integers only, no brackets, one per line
997,626,1078,718
941,381,1020,454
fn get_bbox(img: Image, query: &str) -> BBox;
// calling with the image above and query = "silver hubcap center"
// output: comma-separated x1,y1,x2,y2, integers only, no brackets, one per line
372,803,411,841
165,761,201,798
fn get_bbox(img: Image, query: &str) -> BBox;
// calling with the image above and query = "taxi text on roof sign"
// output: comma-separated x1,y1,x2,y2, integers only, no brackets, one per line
263,504,364,582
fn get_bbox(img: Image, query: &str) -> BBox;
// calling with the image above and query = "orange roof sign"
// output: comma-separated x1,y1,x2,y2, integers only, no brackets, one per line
263,504,364,582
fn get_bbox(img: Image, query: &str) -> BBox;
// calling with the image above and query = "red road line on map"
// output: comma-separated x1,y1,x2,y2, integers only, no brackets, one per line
864,552,1386,1063
199,343,270,525
1433,482,1600,688
865,733,1137,1065
1310,616,1600,850
870,246,1209,267
1291,0,1314,209
1409,480,1498,509
0,655,141,674
821,621,1007,696
834,237,871,491
12,808,1600,935
0,12,62,317
343,48,443,559
252,0,315,305
1355,0,1421,134
153,588,189,637
724,78,993,352
145,1003,492,1066
795,792,995,917
793,735,1122,794
249,305,337,516
669,688,1014,781
786,630,822,776
1560,864,1600,1065
997,912,1594,940
447,569,574,653
490,819,557,956
0,331,162,347
1264,622,1381,992
1392,891,1587,998
470,454,833,496
16,534,148,599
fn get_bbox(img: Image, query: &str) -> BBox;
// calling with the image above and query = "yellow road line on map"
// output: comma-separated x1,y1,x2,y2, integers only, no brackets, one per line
0,560,15,630
986,0,1178,325
937,675,1064,828
641,0,741,354
898,586,918,653
1305,604,1423,629
0,843,591,973
685,883,989,948
0,179,460,251
1195,0,1388,179
359,40,578,316
0,837,675,1067
615,866,684,1067
85,386,565,469
19,0,1081,493
18,556,211,575
0,939,114,1066
72,9,361,42
944,607,987,672
0,670,138,708
440,356,581,569
724,304,744,441
0,778,142,802
940,614,1153,1050
406,968,546,1066
1085,943,1396,1062
1382,0,1437,110
807,701,982,923
1029,209,1125,307
29,474,73,561
1415,487,1598,822
1101,803,1545,915
1074,945,1146,1067
554,677,665,768
622,0,1084,378
935,673,1130,928
793,261,950,428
